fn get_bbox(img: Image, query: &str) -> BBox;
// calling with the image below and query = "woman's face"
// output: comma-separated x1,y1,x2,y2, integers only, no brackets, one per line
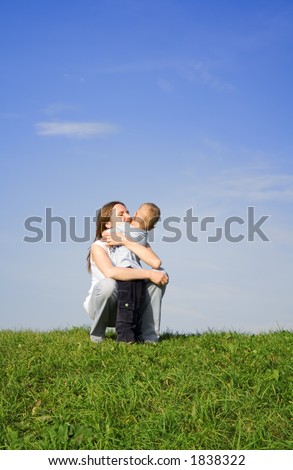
109,203,131,228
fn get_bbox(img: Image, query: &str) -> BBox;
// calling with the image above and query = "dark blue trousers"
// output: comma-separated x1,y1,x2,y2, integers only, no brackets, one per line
115,277,145,343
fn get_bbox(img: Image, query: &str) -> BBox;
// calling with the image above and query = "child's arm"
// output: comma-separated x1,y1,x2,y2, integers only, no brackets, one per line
105,232,161,269
91,244,167,284
125,241,161,269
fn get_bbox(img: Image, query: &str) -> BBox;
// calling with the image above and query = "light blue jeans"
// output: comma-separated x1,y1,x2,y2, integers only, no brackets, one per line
88,278,166,343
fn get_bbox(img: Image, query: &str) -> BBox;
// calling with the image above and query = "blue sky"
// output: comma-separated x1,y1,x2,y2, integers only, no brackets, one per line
0,0,292,333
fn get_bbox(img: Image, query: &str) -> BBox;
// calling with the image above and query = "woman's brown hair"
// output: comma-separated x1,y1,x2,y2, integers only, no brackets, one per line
87,200,125,272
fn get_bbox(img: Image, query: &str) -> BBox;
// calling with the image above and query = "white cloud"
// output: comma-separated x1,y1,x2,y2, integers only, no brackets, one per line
269,226,293,247
0,112,25,119
157,78,173,92
213,171,293,202
177,60,235,92
94,58,234,92
202,138,229,153
95,59,169,74
42,103,76,116
63,73,86,83
180,155,293,204
36,121,119,138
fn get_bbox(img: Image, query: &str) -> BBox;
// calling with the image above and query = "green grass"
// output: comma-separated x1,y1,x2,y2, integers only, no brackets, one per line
0,327,292,450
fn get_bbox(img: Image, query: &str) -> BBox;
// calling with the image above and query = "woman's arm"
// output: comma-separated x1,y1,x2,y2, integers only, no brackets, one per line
105,233,162,269
91,245,167,284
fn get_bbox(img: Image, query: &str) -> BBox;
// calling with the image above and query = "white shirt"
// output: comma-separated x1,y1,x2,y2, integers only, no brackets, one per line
108,222,147,269
83,240,108,314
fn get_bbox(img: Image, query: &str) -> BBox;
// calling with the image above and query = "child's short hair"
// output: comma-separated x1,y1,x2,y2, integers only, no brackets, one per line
139,202,161,230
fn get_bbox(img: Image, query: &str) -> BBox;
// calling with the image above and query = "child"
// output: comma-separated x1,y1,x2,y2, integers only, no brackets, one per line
104,203,161,343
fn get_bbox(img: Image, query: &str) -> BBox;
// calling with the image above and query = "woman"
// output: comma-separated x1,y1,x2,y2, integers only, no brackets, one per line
83,201,168,343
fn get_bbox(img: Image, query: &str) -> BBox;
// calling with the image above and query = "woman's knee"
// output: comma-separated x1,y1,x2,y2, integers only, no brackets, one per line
145,281,166,299
89,278,117,318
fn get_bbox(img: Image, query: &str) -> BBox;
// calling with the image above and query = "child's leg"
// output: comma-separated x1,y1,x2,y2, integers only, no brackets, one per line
116,279,145,342
116,279,136,342
133,280,145,343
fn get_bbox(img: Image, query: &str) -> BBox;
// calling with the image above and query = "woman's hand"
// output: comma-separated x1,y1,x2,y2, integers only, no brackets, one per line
148,270,169,286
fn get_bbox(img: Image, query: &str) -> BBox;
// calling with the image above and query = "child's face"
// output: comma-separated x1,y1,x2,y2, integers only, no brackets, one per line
134,206,153,230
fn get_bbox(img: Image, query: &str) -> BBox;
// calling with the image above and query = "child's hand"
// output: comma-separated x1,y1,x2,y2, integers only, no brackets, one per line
148,270,169,286
105,232,126,246
101,228,110,242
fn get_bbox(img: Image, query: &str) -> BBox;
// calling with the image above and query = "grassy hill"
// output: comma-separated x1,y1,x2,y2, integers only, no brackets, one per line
0,327,292,450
